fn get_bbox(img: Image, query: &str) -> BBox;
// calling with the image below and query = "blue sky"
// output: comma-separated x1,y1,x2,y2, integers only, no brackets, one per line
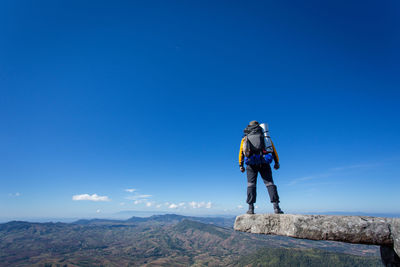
1,0,399,220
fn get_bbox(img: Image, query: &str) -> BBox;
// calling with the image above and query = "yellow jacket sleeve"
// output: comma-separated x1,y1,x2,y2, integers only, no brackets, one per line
271,140,279,163
239,137,245,166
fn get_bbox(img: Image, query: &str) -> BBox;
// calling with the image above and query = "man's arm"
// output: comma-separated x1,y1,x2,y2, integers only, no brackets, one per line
271,140,280,170
239,137,245,172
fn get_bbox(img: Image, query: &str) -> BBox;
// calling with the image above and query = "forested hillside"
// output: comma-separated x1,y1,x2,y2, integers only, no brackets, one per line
0,215,381,266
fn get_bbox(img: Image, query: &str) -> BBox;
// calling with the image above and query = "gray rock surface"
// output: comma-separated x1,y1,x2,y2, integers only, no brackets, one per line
390,218,400,256
234,214,399,256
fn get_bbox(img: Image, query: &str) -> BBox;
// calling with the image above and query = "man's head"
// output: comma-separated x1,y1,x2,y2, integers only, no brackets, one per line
249,120,259,126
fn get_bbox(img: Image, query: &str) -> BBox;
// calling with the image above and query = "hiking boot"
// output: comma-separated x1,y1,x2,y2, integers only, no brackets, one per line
273,202,284,214
246,204,255,214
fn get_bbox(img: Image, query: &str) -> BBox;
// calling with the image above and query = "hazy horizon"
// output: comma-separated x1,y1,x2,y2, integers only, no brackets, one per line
2,210,400,224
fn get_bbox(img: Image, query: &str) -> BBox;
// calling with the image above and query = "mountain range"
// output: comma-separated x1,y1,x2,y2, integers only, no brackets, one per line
0,214,382,266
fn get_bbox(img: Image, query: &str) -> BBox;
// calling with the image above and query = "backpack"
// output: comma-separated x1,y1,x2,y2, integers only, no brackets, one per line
243,129,265,157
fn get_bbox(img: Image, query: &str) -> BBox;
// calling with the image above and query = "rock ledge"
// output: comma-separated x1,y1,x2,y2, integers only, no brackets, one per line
234,214,400,265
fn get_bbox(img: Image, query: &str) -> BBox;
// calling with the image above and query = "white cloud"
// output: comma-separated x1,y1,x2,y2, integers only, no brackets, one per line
9,192,21,197
72,194,110,202
129,200,213,210
288,173,331,186
188,201,212,209
237,205,243,209
330,163,382,171
96,209,101,213
188,201,197,208
125,188,136,193
120,202,125,206
288,162,384,186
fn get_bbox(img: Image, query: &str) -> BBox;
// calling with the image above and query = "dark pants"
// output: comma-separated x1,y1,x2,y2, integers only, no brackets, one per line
246,163,279,205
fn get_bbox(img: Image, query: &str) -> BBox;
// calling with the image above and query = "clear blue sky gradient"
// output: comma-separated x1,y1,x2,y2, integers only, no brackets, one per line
1,0,399,220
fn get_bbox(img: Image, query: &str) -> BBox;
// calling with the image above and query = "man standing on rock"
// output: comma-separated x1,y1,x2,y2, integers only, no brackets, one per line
239,120,283,214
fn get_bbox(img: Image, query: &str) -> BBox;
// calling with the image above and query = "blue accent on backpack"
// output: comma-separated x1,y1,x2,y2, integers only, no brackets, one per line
245,154,273,165
264,153,273,164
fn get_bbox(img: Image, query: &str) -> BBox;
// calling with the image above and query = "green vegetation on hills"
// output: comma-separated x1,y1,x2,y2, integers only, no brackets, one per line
237,247,382,267
0,215,382,266
174,219,230,239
